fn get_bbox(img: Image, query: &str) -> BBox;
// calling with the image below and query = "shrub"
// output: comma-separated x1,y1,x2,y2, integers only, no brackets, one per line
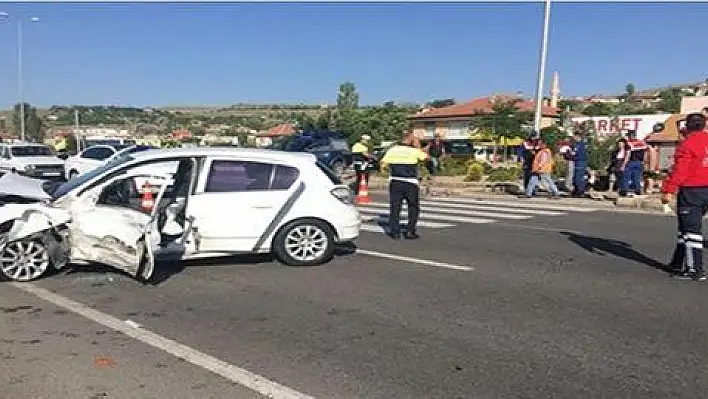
552,156,568,178
440,157,468,176
487,167,521,182
465,163,485,182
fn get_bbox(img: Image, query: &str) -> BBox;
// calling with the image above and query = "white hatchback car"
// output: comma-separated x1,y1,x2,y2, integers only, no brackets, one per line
0,147,361,282
64,144,156,180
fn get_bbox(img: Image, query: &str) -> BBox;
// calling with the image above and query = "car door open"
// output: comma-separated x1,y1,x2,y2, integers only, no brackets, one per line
69,171,187,281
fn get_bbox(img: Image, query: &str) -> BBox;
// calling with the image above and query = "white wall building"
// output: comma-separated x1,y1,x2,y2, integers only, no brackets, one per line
571,114,672,140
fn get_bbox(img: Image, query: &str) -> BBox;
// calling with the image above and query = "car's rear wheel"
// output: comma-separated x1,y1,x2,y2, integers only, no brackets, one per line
273,219,335,266
0,239,51,282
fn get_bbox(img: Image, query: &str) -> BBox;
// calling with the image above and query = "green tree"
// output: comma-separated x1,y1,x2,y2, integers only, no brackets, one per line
468,98,532,160
624,83,636,101
427,98,455,108
582,102,616,116
337,82,359,110
557,99,583,112
656,88,685,113
539,125,565,150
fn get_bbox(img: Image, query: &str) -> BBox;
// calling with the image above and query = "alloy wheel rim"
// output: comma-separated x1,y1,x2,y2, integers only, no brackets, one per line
284,225,328,262
0,241,50,282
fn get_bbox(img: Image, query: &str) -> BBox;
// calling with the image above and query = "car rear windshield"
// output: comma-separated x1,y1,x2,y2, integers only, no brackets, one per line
11,146,54,157
316,161,341,185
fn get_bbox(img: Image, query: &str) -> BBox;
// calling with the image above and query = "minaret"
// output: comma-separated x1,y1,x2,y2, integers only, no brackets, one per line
550,71,560,109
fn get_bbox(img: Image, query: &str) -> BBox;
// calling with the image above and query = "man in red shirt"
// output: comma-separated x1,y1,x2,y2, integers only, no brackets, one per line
662,113,708,281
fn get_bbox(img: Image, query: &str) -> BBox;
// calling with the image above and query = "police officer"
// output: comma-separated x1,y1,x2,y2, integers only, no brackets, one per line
570,132,589,197
380,132,429,240
663,113,708,281
619,129,647,196
351,134,372,194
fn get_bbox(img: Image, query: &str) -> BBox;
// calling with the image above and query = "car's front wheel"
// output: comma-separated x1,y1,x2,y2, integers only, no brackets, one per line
0,239,51,282
273,219,336,266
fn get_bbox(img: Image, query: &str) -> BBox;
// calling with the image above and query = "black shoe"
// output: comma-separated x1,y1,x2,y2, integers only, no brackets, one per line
693,271,707,282
386,231,401,240
404,231,420,240
671,271,693,280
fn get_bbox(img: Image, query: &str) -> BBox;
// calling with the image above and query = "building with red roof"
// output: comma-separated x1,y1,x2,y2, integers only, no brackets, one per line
408,95,561,141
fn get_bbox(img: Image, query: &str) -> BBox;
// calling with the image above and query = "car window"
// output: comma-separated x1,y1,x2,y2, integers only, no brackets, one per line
316,161,341,185
82,147,115,160
205,160,273,193
11,146,54,157
52,155,135,200
271,165,300,190
330,139,350,151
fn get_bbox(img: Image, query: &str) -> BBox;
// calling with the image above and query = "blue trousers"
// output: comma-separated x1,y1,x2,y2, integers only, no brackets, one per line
620,160,643,195
573,165,587,194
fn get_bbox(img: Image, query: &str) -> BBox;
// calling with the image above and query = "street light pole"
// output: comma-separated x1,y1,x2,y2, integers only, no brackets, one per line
1,13,39,142
532,0,552,135
17,19,25,142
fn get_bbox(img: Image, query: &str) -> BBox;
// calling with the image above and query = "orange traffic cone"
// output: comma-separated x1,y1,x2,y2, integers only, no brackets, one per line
355,177,371,205
140,182,155,212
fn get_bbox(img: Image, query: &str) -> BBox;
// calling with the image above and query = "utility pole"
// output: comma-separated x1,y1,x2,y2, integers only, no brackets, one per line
74,108,81,152
532,0,552,135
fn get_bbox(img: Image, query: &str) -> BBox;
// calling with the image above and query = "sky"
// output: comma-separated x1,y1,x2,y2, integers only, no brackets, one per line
0,2,705,108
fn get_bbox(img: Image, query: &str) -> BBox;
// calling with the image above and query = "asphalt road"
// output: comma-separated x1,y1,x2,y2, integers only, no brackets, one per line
3,193,707,399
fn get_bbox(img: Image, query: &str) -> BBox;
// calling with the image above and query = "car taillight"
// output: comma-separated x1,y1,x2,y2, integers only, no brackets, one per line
330,186,353,204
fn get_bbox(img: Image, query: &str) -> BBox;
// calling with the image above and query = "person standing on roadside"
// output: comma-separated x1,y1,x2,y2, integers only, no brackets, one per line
425,133,446,176
644,143,659,194
352,134,373,195
662,113,708,281
524,141,561,199
569,132,589,197
520,135,540,194
619,129,647,197
380,132,429,240
608,138,628,192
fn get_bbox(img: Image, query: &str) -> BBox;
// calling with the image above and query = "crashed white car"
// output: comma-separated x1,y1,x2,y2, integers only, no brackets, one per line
0,147,361,282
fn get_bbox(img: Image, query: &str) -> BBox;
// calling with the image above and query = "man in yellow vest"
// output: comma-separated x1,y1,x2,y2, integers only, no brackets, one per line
352,134,372,195
380,132,429,240
524,140,560,199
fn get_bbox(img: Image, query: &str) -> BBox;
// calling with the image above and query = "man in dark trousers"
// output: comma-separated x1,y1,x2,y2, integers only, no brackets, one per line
619,129,647,196
380,132,429,240
520,135,540,193
570,132,589,197
662,113,708,281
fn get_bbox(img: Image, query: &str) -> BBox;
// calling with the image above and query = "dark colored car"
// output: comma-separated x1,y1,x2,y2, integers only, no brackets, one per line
270,130,353,174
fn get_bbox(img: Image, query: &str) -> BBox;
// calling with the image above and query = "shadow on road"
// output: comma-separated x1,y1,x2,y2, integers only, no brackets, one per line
560,231,668,271
59,243,360,286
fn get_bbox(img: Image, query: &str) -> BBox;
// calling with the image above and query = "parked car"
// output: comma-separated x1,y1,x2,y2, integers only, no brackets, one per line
270,130,353,174
0,142,65,180
0,147,360,282
64,144,156,180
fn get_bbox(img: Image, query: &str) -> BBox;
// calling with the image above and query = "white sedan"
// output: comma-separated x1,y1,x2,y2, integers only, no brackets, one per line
0,147,361,282
64,144,156,180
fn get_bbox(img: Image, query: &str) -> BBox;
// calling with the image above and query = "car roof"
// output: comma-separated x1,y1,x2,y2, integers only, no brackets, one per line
5,142,50,147
130,147,318,164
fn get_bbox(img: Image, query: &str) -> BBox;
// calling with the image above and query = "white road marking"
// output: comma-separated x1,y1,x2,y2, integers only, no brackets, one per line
359,220,454,234
357,249,474,271
362,202,531,220
430,197,600,212
11,283,316,399
357,207,494,224
418,200,564,216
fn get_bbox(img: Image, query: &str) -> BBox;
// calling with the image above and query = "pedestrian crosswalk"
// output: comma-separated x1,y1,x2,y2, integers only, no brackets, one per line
357,198,598,234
